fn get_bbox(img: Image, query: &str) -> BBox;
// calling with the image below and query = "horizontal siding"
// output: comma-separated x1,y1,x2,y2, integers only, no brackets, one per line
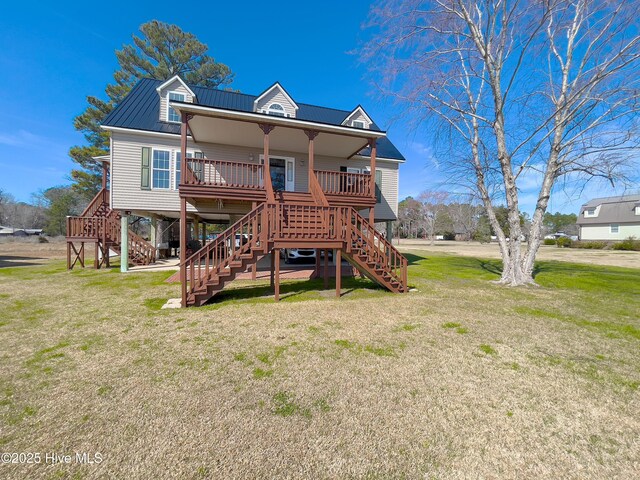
580,224,640,241
343,110,371,129
111,132,398,220
255,88,297,118
159,79,194,123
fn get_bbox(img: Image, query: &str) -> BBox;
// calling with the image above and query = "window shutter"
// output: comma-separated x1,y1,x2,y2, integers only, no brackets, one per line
375,169,382,203
141,147,151,190
340,166,347,172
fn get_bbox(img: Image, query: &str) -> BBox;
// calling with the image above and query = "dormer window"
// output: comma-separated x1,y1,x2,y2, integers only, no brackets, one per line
585,208,596,217
267,103,286,117
167,91,185,122
352,120,365,129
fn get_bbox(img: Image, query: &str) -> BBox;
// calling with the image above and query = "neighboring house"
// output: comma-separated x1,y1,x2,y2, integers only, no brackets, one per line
0,226,42,237
577,194,640,241
66,75,409,306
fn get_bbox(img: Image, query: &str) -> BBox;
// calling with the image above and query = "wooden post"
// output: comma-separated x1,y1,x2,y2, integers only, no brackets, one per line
201,221,206,246
180,198,187,307
335,248,341,297
305,130,319,194
181,112,188,179
94,242,99,269
270,249,275,289
80,242,85,268
323,249,329,289
101,162,108,189
370,138,377,200
120,214,128,272
251,201,257,280
194,219,199,243
66,242,71,270
274,248,280,302
314,248,320,279
260,124,275,203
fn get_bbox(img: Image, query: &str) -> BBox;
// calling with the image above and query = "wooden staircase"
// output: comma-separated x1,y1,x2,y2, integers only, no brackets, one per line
183,202,408,306
66,188,156,269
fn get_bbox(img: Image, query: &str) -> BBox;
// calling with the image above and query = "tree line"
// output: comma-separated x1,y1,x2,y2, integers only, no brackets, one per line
395,192,577,242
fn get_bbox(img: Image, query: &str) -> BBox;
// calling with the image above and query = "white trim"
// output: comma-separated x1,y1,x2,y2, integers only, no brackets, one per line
341,105,373,127
155,75,196,98
352,120,365,129
352,154,405,163
173,148,203,190
171,103,387,139
259,154,295,192
151,148,171,190
101,125,192,139
167,91,186,123
265,102,287,117
253,82,299,112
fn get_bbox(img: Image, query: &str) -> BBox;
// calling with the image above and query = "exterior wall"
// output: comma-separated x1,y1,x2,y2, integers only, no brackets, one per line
158,79,194,122
110,131,399,220
255,87,297,118
343,110,372,129
579,223,640,241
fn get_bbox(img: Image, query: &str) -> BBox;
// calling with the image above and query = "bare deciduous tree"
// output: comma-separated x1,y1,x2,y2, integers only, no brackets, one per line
363,0,640,285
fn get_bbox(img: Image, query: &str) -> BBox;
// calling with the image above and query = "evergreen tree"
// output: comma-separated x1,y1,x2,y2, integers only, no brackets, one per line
70,20,234,199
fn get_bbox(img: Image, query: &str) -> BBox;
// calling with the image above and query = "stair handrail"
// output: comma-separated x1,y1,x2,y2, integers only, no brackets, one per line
80,187,109,217
184,203,265,298
348,208,408,288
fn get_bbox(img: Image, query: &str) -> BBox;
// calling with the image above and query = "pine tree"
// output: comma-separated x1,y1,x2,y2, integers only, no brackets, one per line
70,20,234,199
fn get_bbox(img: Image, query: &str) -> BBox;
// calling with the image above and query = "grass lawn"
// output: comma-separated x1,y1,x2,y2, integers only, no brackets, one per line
0,251,638,479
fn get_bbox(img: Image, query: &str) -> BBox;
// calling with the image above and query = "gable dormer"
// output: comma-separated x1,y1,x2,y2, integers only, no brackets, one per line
342,105,373,129
583,204,601,218
156,75,196,123
253,83,298,118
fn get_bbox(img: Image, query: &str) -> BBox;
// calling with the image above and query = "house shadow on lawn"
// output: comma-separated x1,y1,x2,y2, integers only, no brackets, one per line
0,255,48,268
204,276,388,306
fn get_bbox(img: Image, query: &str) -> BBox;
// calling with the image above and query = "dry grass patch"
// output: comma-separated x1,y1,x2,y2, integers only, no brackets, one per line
0,252,638,479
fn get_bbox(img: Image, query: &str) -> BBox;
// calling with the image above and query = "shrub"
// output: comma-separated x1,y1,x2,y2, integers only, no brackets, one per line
556,236,572,248
612,237,640,251
543,238,556,246
37,235,49,243
572,241,607,249
443,232,456,241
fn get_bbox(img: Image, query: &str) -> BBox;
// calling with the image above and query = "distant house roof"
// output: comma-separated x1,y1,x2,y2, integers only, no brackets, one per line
102,78,405,161
577,194,640,225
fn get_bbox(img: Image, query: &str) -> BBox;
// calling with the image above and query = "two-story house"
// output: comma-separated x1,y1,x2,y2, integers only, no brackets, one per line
66,75,408,306
577,194,640,240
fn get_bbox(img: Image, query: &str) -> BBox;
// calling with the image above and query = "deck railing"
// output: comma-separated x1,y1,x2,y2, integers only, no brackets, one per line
314,170,373,197
80,188,109,217
182,157,264,189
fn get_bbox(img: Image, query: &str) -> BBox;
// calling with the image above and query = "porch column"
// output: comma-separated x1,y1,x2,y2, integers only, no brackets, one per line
251,201,257,280
180,113,191,183
305,130,319,194
259,124,275,203
150,217,157,259
201,221,206,246
193,219,200,244
314,248,320,279
335,249,341,297
369,138,377,227
180,198,187,307
120,213,129,273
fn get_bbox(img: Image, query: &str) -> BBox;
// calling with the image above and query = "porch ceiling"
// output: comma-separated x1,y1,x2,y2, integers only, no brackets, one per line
174,103,384,158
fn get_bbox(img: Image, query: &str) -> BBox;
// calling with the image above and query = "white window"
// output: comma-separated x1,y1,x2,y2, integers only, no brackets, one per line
267,103,286,117
175,151,182,188
352,120,365,129
167,91,185,122
174,150,204,189
152,150,170,189
610,224,619,234
585,208,596,217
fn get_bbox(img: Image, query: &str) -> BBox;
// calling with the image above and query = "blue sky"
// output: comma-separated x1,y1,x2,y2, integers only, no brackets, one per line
0,0,633,213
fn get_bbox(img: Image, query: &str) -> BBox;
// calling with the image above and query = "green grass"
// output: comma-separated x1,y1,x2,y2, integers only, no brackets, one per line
479,344,498,356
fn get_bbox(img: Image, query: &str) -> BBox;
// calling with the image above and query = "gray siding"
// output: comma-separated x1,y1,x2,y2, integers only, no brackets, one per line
255,87,297,118
158,78,194,122
110,131,399,220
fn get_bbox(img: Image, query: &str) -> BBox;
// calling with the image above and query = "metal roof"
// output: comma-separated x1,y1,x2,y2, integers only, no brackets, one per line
577,194,640,225
102,78,405,161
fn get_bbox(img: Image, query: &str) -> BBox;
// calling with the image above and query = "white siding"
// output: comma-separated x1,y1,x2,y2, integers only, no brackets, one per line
158,79,194,122
580,223,640,241
255,87,297,118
